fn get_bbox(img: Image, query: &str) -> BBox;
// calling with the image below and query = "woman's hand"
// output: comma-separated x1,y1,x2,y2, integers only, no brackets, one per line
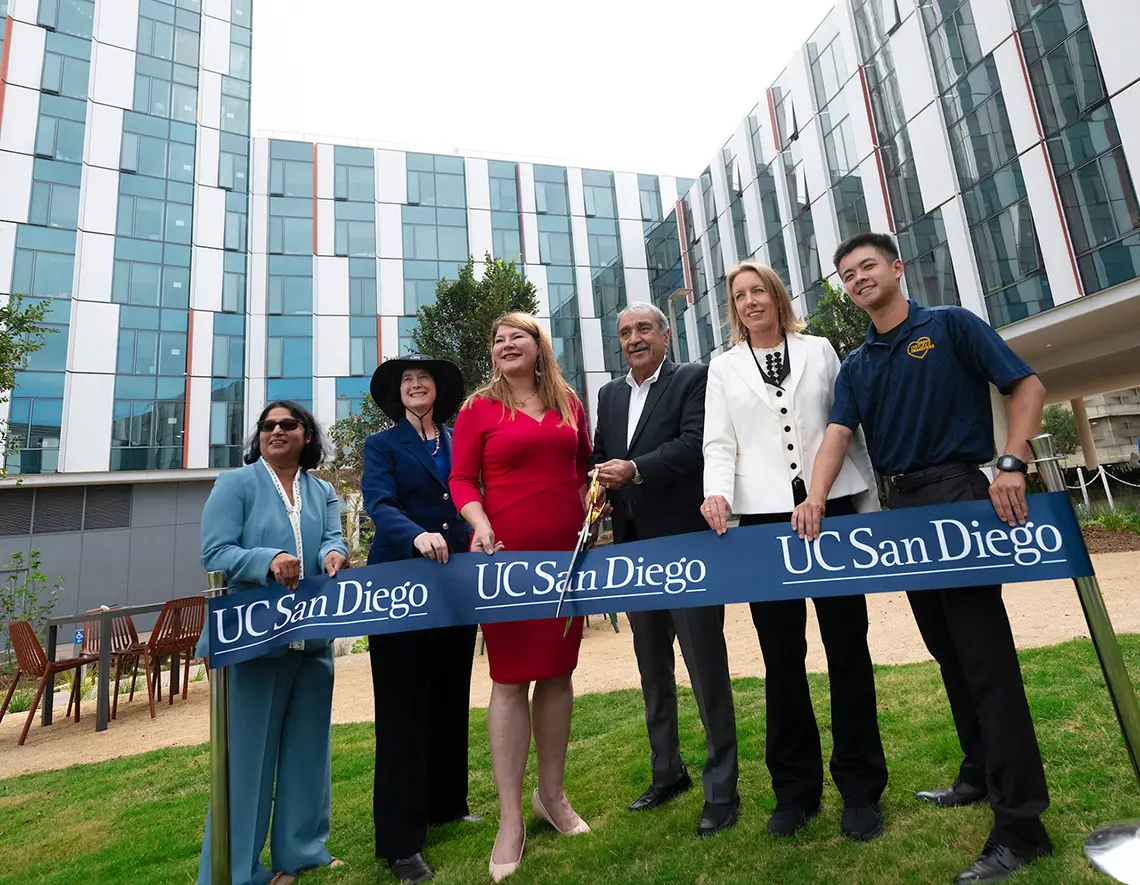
270,552,302,589
324,550,349,578
414,531,451,563
791,495,826,541
470,521,504,555
701,495,732,536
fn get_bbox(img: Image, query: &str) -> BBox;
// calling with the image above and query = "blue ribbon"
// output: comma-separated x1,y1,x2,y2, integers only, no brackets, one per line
207,492,1094,667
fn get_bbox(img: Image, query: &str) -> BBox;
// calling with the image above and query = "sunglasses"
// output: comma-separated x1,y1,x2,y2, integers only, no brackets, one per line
260,418,303,433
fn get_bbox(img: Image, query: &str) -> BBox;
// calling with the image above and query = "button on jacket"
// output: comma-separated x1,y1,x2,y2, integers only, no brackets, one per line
703,332,879,515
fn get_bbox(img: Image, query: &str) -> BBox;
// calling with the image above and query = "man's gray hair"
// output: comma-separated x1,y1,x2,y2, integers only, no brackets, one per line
618,302,670,334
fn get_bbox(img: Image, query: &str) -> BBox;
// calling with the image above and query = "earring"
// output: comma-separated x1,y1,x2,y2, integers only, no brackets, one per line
491,366,503,383
534,360,542,378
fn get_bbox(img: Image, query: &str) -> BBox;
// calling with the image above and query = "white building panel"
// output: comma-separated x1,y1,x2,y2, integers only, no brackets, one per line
618,217,647,270
518,163,536,214
741,181,765,260
584,371,610,429
378,258,404,316
185,376,212,469
193,185,226,250
198,70,222,132
659,176,678,213
1020,145,1082,306
890,14,937,125
190,308,214,378
314,255,350,315
68,300,119,373
380,315,399,362
466,156,491,210
199,14,230,75
525,263,550,317
614,171,641,222
247,252,267,315
7,0,41,24
313,376,337,431
580,316,605,373
567,166,585,219
315,198,333,256
574,264,595,320
0,85,39,155
314,314,351,377
375,149,407,204
811,194,840,281
60,373,114,472
859,153,891,234
468,207,493,262
1111,83,1140,205
89,42,135,110
196,126,220,187
521,212,539,265
6,20,45,90
85,102,123,171
624,265,651,306
909,103,958,211
376,202,403,260
0,151,33,223
0,223,17,295
250,192,268,254
73,231,115,303
203,0,233,23
190,245,224,312
314,143,334,200
1085,0,1140,95
251,138,270,195
972,0,1012,58
939,195,986,319
78,166,119,235
93,0,140,51
844,77,875,165
993,40,1041,156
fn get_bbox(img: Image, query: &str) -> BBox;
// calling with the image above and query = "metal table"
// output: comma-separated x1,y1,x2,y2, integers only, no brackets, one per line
42,603,171,733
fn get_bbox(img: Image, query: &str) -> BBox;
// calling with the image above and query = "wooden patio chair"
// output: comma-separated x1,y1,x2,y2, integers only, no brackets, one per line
80,609,154,720
0,620,98,746
145,597,206,706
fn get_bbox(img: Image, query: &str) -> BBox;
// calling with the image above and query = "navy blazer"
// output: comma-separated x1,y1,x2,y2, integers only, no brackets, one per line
361,418,471,564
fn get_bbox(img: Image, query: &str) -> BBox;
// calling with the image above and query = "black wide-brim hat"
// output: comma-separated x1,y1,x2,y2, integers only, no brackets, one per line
370,354,465,424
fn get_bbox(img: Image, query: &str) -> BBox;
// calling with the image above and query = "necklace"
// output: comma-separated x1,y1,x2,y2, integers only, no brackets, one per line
425,431,441,456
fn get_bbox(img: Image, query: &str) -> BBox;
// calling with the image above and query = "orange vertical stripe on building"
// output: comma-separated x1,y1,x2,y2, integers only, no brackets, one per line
312,143,319,254
1010,28,1084,298
182,308,196,469
765,87,781,159
0,16,15,139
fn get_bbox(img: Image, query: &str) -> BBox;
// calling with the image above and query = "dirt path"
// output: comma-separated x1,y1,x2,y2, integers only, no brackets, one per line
3,549,1139,780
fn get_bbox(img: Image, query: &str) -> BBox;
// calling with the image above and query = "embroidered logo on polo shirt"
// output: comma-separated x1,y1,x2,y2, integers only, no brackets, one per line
907,336,935,359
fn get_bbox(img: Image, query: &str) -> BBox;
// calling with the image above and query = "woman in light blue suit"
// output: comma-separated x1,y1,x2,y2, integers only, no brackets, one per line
197,400,350,885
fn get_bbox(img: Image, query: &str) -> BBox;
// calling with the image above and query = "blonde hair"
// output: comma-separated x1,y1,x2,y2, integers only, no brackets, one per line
463,312,579,428
725,261,805,345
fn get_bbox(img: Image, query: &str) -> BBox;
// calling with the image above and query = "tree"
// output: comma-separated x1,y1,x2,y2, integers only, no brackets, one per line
1,294,54,469
411,253,539,394
1041,404,1079,456
802,279,868,362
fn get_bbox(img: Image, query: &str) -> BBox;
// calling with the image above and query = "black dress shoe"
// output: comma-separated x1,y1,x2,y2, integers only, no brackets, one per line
628,768,693,811
916,779,987,808
954,840,1052,883
767,803,820,837
697,796,740,837
840,803,884,841
388,853,434,884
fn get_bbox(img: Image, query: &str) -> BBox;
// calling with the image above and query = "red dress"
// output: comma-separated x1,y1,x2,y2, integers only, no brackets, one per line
450,395,590,684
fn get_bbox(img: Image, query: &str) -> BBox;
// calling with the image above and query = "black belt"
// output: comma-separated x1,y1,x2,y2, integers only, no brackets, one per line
887,462,976,494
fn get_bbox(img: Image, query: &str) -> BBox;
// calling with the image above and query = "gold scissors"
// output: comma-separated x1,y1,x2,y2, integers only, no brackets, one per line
555,470,607,635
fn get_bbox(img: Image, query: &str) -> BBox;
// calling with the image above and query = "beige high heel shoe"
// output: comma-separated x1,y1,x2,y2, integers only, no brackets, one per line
489,826,525,882
532,788,590,835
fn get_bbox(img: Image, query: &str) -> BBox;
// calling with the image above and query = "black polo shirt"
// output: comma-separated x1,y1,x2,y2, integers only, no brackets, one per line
828,301,1034,476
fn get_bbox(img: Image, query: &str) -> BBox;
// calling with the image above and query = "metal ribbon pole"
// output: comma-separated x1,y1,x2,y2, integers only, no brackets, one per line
205,570,232,885
1029,434,1140,884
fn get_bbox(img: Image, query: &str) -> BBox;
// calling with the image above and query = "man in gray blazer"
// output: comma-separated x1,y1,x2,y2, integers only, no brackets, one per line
592,302,740,838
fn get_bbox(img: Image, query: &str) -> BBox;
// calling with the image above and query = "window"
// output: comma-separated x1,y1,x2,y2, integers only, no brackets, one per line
15,297,69,372
489,161,519,212
218,133,249,191
582,170,616,218
809,35,847,110
12,232,76,305
221,78,251,135
699,167,717,223
224,208,247,252
28,160,80,229
334,201,376,257
491,211,522,263
210,379,245,469
38,0,95,38
34,96,85,162
586,217,620,267
897,211,960,307
335,377,370,420
41,33,90,98
222,253,246,312
266,316,313,379
852,0,901,60
269,159,313,198
947,94,1017,187
397,317,417,357
537,215,573,265
534,165,569,215
406,153,465,208
334,146,375,201
269,206,313,256
267,257,313,314
1028,27,1106,136
349,317,376,376
924,2,983,94
638,174,662,223
349,260,377,315
212,312,245,378
229,40,251,81
403,260,439,314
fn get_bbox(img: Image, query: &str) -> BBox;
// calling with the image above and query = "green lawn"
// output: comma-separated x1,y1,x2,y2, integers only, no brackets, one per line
3,637,1140,885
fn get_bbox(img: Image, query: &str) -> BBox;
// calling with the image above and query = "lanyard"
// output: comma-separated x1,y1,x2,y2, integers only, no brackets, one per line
748,335,790,389
262,459,304,580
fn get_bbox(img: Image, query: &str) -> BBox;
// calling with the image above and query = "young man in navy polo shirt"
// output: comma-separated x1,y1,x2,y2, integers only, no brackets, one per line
791,232,1050,884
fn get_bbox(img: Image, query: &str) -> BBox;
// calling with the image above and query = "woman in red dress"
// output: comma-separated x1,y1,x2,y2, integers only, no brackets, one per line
450,312,592,881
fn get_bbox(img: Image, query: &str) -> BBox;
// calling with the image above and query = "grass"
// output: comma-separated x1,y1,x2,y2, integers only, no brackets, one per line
1079,505,1140,534
3,638,1140,885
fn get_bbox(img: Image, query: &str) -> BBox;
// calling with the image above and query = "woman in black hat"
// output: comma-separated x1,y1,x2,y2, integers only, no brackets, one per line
361,354,478,884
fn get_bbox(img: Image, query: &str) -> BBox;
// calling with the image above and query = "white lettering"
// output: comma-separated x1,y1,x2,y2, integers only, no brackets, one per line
1036,524,1062,554
533,561,557,594
984,528,1010,557
879,539,902,567
215,607,243,644
901,537,931,565
606,556,634,590
476,562,497,600
643,563,663,586
812,531,845,572
274,594,294,630
933,519,971,561
335,580,364,616
778,536,813,575
502,561,528,598
850,527,878,569
244,599,270,637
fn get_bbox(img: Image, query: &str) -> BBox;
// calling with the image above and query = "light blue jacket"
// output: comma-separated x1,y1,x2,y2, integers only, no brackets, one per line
199,462,348,657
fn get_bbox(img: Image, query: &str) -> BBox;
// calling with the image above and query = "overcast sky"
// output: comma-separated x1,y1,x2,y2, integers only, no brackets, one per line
250,0,837,178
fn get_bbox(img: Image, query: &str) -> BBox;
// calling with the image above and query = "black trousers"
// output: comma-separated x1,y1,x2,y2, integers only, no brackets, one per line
890,469,1049,850
741,493,888,810
368,623,478,861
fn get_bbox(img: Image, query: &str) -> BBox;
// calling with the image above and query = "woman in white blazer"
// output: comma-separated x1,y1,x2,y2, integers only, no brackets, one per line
701,261,888,843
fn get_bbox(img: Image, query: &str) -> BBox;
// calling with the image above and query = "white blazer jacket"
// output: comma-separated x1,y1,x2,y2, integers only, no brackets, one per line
703,333,880,515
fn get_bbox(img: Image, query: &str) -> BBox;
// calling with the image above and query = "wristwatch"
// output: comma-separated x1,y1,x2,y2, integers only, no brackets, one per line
996,454,1028,474
631,460,644,485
